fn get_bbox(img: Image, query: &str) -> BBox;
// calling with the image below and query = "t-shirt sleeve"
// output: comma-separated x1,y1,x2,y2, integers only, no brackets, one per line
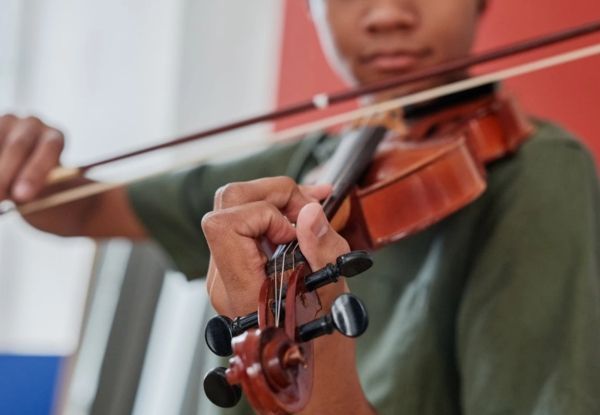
127,136,323,280
457,131,600,414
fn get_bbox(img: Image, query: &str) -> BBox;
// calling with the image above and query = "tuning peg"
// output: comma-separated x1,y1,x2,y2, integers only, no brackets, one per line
205,251,373,357
304,251,373,292
204,367,242,408
298,294,369,342
205,313,259,357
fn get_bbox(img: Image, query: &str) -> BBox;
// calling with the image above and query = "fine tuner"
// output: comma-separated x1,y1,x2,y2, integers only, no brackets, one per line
203,293,370,409
205,250,374,357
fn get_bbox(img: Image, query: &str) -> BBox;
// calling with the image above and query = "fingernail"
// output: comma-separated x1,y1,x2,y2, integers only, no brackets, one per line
310,205,328,238
13,181,32,200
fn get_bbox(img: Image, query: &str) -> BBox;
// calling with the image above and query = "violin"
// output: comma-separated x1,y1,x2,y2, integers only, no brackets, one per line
4,20,600,415
201,81,532,414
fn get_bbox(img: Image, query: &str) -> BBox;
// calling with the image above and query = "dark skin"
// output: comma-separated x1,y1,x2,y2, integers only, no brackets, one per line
311,0,487,101
0,115,64,202
1,0,487,412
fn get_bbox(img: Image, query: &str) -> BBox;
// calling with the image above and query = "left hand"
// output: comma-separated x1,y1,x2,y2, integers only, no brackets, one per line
201,176,348,318
201,176,376,415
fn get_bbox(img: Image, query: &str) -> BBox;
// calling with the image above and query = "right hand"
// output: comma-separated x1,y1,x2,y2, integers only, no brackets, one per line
0,114,65,203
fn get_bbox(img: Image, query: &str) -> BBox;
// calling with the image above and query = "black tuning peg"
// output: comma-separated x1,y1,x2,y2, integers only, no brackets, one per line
204,367,242,408
304,250,373,292
298,293,369,342
205,312,259,357
205,251,373,357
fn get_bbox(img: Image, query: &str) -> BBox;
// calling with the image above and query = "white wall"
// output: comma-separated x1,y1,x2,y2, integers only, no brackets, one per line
0,2,284,410
132,2,285,414
0,0,190,354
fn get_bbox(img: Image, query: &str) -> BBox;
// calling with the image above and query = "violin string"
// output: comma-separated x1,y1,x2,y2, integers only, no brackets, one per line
275,250,281,327
275,243,286,327
273,251,278,326
292,244,296,275
9,42,600,217
290,243,296,316
276,242,293,327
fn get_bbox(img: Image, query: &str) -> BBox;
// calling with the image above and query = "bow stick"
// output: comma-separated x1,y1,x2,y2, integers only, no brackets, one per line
3,20,600,216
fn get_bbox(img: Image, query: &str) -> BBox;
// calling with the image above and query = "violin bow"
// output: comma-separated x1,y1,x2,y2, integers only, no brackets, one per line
4,20,600,216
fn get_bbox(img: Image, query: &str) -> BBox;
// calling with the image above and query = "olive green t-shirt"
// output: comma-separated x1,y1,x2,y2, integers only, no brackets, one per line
128,120,600,415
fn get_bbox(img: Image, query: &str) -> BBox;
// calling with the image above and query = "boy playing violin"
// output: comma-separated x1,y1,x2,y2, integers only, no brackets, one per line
1,0,599,414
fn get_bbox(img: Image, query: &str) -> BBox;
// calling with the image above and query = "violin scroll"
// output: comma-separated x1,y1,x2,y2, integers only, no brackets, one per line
203,251,373,414
203,293,369,411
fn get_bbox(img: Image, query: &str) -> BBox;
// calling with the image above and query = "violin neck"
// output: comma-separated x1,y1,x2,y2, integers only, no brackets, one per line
318,126,387,220
269,125,387,270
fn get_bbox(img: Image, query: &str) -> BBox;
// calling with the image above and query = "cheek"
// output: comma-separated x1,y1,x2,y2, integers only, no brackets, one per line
424,2,479,62
311,0,364,84
328,13,362,62
324,2,366,62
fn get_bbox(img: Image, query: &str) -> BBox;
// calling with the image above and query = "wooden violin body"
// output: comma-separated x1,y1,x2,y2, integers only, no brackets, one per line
337,93,533,251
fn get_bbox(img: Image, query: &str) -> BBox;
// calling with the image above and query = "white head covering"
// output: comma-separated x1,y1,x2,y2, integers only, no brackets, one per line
307,0,358,86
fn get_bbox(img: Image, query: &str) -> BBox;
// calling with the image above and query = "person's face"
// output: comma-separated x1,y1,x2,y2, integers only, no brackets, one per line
309,0,485,102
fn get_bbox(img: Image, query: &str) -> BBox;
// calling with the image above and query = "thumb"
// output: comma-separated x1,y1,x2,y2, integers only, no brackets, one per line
296,203,350,272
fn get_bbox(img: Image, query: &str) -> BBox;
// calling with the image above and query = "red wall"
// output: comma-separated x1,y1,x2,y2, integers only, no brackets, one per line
275,1,600,159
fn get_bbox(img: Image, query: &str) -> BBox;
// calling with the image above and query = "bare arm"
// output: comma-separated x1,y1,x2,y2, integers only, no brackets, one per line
0,114,148,239
23,186,149,238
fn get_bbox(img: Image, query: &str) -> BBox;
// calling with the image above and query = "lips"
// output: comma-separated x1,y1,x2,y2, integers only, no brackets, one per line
361,48,430,72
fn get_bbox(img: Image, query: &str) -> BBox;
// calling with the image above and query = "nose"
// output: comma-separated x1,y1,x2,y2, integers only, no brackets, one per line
363,0,417,34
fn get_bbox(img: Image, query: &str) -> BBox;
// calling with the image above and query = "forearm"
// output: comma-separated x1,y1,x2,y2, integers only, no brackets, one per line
23,194,98,236
23,184,149,239
299,281,375,414
299,333,376,415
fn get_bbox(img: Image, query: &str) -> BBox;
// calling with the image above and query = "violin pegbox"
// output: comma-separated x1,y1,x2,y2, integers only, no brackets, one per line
203,250,373,414
204,251,373,356
204,257,316,415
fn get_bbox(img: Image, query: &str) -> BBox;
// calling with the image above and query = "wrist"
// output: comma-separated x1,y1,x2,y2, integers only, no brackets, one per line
299,331,374,415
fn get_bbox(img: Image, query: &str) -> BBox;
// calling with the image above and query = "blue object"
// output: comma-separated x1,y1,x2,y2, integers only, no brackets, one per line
0,355,62,415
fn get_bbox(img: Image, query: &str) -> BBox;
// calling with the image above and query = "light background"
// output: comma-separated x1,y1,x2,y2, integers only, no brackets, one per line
0,1,599,414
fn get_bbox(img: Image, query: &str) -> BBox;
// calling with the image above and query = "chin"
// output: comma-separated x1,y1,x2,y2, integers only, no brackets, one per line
369,79,447,104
